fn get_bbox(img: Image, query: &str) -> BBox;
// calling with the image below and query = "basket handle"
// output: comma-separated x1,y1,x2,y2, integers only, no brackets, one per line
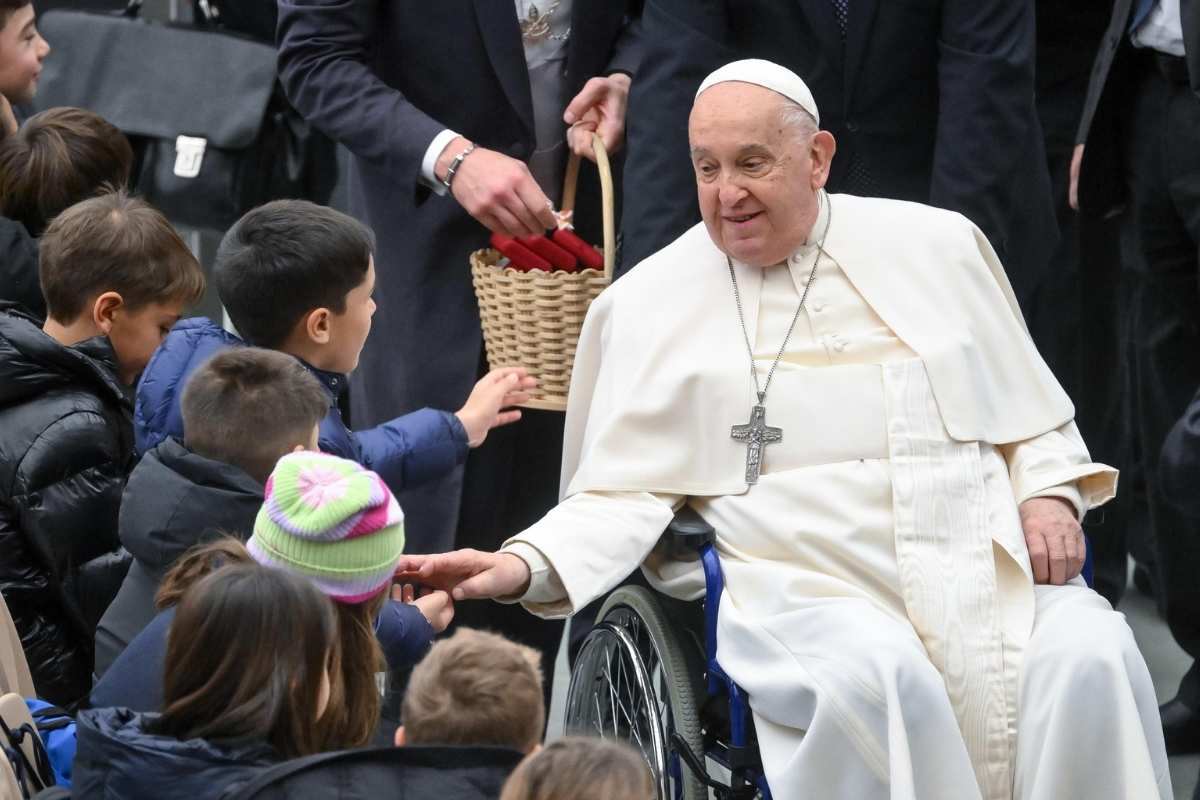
560,132,615,282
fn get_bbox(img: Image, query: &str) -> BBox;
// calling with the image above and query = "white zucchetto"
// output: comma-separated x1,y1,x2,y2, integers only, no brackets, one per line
695,58,820,125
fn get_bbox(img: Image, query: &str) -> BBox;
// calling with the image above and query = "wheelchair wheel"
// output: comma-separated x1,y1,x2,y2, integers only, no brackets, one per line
563,586,707,800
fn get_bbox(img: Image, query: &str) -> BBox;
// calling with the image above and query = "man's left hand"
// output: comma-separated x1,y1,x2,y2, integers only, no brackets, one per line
1020,497,1085,585
564,73,632,161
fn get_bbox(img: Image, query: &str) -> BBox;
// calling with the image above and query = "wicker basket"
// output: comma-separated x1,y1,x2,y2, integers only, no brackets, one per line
470,132,615,412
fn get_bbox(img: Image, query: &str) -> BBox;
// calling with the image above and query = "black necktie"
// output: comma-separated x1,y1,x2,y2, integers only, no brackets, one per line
831,0,848,39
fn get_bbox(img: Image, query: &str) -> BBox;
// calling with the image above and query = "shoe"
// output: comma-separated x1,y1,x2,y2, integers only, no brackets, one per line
1133,561,1155,598
1161,697,1200,755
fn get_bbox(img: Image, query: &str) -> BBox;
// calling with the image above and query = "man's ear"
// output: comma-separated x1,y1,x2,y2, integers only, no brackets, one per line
304,307,333,345
393,726,406,748
809,130,837,190
91,291,125,335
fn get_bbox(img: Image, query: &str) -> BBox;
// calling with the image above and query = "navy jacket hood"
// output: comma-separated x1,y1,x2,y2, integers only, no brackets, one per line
119,437,263,570
74,707,277,799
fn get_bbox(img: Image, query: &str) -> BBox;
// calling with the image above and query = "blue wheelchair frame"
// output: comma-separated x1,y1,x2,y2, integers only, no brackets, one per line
672,509,1094,800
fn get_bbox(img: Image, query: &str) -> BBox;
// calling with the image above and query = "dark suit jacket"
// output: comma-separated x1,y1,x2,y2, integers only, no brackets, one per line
618,0,1057,305
277,1,640,551
1075,0,1200,216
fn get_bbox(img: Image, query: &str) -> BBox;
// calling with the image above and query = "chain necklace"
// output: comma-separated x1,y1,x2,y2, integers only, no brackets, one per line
518,1,571,44
729,193,832,484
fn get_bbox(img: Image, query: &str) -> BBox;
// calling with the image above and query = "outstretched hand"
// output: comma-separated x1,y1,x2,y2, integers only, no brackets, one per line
455,367,537,447
395,549,532,602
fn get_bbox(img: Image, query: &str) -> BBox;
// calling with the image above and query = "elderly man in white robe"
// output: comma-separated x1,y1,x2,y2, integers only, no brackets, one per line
399,60,1171,800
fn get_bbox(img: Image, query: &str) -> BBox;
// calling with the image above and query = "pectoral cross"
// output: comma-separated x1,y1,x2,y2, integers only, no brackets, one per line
731,403,782,485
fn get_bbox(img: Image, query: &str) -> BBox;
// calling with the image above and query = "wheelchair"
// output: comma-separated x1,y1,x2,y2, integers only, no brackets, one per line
563,508,772,800
563,508,1097,800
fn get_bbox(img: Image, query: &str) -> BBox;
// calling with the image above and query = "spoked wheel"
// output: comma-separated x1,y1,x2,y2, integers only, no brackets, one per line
564,586,707,800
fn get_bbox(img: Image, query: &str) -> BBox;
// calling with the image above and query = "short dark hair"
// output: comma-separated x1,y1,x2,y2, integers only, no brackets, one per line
0,0,31,28
214,200,374,348
155,561,339,759
39,191,205,324
0,107,134,236
181,348,328,483
402,628,545,752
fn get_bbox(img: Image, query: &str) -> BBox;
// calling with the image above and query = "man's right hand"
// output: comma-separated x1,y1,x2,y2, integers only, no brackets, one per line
437,136,557,237
396,548,532,601
1068,144,1084,211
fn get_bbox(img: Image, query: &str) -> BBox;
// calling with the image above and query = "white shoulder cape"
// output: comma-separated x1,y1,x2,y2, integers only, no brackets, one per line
559,193,1074,499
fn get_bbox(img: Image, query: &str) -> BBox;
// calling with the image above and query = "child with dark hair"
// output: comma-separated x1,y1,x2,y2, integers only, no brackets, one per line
0,0,48,135
0,0,50,316
92,347,328,680
135,199,536,503
0,107,135,318
91,452,453,746
0,191,204,706
499,737,655,800
76,563,342,798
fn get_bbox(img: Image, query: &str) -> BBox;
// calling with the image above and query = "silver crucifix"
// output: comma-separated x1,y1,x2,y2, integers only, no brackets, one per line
731,403,783,484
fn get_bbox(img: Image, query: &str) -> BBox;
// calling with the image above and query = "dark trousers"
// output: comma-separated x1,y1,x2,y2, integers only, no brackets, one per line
1126,60,1200,707
451,408,566,712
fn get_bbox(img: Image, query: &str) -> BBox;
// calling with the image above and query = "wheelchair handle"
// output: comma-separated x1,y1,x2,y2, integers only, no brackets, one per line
667,507,716,551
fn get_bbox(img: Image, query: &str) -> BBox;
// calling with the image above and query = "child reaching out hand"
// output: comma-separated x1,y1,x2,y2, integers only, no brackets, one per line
134,199,537,495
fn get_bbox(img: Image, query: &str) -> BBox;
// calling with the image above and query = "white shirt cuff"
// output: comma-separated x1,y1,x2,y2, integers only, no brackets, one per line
500,542,568,606
420,129,461,196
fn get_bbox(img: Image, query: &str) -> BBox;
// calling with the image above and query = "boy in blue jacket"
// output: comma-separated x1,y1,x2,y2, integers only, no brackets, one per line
135,200,535,494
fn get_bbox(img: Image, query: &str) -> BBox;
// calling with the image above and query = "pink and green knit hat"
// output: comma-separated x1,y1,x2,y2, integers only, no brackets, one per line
248,451,405,604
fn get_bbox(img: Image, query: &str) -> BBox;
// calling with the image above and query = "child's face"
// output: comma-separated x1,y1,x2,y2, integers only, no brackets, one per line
325,256,376,375
0,5,49,106
105,298,185,386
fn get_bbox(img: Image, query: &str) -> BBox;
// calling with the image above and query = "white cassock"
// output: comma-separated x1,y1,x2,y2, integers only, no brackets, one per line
501,193,1171,800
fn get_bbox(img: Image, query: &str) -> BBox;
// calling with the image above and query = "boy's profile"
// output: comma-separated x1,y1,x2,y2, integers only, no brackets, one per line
0,0,49,135
0,191,203,704
135,199,535,500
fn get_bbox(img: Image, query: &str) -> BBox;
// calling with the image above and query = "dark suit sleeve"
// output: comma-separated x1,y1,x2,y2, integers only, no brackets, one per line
276,0,446,197
929,0,1040,258
605,3,645,78
1161,386,1200,518
617,0,733,275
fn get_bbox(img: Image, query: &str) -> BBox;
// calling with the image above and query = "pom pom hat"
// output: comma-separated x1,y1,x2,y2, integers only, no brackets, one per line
249,451,405,604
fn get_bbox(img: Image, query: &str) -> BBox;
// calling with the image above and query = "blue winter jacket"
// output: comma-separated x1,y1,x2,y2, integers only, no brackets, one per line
135,318,469,491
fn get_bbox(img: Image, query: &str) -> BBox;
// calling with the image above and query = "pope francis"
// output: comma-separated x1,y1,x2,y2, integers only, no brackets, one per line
400,60,1170,800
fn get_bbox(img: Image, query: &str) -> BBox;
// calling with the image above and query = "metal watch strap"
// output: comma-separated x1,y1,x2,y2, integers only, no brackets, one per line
441,142,478,190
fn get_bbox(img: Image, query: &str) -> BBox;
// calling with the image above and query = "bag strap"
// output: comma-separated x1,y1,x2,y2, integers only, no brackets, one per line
28,707,71,734
0,717,53,795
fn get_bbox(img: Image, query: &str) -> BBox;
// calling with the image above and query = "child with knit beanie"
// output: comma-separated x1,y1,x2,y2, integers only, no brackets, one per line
92,452,451,748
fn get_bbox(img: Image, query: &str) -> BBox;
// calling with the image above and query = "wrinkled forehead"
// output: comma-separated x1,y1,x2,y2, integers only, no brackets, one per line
689,83,790,148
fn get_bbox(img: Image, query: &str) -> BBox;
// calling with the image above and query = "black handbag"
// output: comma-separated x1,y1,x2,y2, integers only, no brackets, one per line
32,3,334,232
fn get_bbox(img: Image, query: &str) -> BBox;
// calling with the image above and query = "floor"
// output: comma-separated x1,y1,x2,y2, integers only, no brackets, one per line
547,569,1199,799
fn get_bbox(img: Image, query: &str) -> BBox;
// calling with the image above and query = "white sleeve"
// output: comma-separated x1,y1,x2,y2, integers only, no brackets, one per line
998,420,1118,520
419,129,461,196
500,490,683,619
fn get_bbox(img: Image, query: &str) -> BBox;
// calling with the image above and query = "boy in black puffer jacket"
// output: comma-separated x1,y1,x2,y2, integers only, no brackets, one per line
0,192,204,706
93,347,329,679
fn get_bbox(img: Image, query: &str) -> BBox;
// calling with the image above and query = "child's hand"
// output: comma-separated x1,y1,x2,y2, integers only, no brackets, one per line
413,589,455,633
455,367,538,447
394,583,456,633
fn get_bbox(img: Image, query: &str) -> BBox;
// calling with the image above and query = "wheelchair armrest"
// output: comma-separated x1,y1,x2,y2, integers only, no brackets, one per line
667,507,715,552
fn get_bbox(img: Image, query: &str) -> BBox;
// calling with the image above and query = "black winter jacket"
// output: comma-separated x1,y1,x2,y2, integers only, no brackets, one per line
74,707,278,799
0,218,42,319
0,305,134,705
93,437,264,680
